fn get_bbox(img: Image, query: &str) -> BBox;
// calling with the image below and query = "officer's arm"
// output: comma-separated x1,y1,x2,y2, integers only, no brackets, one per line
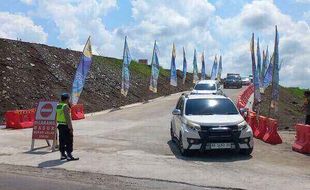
63,105,73,131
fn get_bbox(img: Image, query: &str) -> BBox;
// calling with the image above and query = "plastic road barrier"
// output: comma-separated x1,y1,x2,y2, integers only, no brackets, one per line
71,104,85,120
246,111,258,134
254,115,267,139
5,109,35,129
292,124,310,154
263,118,282,145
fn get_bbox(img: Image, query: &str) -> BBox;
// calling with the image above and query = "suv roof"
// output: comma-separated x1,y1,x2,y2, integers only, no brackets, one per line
184,94,228,100
196,80,217,84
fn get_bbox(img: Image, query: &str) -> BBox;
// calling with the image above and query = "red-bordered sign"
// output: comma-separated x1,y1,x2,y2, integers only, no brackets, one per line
32,101,58,140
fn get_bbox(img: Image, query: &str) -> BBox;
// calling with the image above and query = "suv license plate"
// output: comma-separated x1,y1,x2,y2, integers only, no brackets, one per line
210,143,232,149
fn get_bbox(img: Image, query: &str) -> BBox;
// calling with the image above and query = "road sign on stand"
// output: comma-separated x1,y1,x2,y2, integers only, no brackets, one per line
31,101,59,151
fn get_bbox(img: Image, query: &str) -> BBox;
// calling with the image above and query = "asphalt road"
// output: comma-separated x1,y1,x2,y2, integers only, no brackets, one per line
0,87,309,190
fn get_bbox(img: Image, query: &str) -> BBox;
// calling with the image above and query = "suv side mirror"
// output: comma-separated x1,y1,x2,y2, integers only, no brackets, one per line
172,109,181,115
239,108,248,118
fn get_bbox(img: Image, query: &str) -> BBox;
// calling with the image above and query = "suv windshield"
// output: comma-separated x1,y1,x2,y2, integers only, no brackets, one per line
227,75,240,80
194,83,216,90
185,98,239,115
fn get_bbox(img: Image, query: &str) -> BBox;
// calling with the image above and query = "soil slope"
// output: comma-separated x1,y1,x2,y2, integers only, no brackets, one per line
0,38,194,121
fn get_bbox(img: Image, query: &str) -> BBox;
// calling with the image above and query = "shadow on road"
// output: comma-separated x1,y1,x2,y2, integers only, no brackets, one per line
23,146,53,155
38,159,66,168
167,140,252,162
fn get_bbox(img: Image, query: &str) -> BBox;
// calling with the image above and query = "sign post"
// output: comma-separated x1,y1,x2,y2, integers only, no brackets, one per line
31,101,58,151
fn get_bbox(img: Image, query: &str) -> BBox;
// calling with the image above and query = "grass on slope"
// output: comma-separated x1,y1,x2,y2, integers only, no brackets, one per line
93,55,170,79
287,87,307,99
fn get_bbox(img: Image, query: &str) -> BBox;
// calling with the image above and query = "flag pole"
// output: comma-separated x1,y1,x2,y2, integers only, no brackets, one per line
268,26,277,117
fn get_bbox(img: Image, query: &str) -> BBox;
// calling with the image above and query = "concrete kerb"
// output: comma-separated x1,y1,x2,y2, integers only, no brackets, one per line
84,91,187,118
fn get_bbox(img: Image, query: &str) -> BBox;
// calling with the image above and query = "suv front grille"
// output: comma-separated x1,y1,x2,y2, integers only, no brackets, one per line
199,125,240,142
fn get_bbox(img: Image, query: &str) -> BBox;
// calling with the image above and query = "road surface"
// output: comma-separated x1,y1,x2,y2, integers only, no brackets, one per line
0,87,309,190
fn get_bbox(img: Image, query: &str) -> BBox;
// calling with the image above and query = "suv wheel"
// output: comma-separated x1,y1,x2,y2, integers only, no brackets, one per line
179,133,191,157
170,123,175,142
239,147,253,155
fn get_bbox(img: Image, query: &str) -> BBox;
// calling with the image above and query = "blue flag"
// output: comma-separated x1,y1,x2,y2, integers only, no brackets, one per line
251,33,261,103
263,53,273,88
261,46,269,79
121,36,131,96
71,36,92,105
271,25,280,111
193,49,199,83
182,47,187,84
217,55,223,81
210,55,218,80
201,52,206,80
257,38,262,88
149,41,160,93
170,43,177,86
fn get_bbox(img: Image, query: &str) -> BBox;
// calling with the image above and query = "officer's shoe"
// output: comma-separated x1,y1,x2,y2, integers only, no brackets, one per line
60,153,67,160
67,154,79,161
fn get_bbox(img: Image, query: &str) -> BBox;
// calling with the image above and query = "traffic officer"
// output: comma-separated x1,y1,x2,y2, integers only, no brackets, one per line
56,93,79,161
304,91,310,125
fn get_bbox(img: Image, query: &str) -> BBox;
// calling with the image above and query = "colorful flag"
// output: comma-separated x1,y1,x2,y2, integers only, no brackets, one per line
192,49,199,83
271,25,280,111
210,55,218,80
263,53,274,88
71,36,92,105
217,55,223,81
261,46,269,79
121,36,131,96
182,47,187,84
149,41,160,93
170,43,177,86
250,33,261,103
257,38,263,88
201,52,206,80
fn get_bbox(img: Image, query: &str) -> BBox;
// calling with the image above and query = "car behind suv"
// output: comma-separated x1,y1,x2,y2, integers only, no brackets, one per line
170,94,253,156
224,74,242,88
191,80,223,95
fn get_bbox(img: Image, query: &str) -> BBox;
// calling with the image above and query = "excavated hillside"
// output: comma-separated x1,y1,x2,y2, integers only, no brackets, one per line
0,38,194,122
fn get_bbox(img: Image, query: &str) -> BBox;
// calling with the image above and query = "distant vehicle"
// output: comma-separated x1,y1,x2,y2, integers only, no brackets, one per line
170,94,253,156
241,77,251,86
249,75,253,82
191,80,223,95
224,74,242,89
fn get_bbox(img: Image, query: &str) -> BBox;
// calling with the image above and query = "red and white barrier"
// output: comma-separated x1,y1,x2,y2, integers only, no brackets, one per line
292,124,310,154
71,104,85,120
263,118,282,144
5,109,35,129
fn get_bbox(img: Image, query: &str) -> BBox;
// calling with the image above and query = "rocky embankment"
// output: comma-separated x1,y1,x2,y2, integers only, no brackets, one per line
0,38,193,121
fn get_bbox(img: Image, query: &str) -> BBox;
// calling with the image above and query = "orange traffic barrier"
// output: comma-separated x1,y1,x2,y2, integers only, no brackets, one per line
71,104,85,120
254,115,267,139
263,118,282,144
5,109,35,129
246,111,258,134
292,124,310,154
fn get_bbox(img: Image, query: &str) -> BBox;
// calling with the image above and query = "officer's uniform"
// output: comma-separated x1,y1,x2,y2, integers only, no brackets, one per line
56,103,73,156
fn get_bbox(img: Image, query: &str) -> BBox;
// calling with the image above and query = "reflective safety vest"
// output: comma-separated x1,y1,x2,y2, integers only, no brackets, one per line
56,103,68,124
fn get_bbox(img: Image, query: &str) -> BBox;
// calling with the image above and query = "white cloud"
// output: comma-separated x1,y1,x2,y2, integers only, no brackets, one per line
214,0,310,88
0,12,47,43
28,0,119,57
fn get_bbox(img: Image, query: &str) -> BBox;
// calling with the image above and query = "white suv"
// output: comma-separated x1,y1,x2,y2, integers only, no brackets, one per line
191,80,223,95
170,94,253,156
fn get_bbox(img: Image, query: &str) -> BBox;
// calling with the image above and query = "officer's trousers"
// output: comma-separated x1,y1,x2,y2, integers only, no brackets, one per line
57,124,73,155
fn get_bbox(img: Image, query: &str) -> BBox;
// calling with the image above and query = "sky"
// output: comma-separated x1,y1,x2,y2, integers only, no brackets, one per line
0,0,309,88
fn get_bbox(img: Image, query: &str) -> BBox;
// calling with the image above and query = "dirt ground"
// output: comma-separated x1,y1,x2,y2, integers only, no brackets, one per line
0,38,193,122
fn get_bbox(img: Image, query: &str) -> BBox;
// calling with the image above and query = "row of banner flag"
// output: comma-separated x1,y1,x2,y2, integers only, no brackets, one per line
69,36,224,103
122,38,223,96
251,25,280,112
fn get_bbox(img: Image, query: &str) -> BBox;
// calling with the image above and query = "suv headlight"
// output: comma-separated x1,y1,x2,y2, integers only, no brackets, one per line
186,121,201,131
237,121,248,130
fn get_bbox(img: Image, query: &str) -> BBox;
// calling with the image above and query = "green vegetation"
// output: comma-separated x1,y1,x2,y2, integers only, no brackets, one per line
93,55,170,79
287,87,306,99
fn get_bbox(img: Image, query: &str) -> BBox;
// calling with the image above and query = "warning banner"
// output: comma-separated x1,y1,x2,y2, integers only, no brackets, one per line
32,101,58,140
